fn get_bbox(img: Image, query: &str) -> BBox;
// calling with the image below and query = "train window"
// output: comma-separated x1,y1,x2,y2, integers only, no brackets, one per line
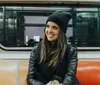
24,16,47,46
24,16,47,24
74,8,98,47
24,27,44,46
0,5,100,47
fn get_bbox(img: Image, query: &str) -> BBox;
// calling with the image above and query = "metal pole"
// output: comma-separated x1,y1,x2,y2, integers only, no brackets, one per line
3,6,6,46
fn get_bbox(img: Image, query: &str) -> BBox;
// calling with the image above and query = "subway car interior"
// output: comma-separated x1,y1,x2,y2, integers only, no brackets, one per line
0,1,100,85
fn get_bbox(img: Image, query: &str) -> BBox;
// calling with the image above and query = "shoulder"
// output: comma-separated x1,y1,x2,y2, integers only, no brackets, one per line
67,44,77,52
31,42,42,54
30,42,42,60
67,44,77,58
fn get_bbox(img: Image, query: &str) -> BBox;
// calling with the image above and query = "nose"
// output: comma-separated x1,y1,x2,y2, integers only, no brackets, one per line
48,27,53,32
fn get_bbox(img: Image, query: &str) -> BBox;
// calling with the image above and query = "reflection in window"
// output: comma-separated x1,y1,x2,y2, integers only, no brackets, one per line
0,6,100,47
74,13,97,47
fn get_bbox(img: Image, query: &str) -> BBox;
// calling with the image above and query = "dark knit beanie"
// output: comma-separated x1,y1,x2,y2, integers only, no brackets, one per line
46,11,72,33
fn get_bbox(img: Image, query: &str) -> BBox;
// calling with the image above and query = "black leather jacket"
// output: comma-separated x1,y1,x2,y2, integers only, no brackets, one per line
27,43,78,85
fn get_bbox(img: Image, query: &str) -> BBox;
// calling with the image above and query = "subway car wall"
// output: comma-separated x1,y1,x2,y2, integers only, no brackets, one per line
0,4,100,47
0,3,100,85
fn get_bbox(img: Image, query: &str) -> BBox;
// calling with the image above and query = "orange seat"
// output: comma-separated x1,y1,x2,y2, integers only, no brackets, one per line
0,61,100,85
76,61,100,85
0,62,16,85
19,62,28,85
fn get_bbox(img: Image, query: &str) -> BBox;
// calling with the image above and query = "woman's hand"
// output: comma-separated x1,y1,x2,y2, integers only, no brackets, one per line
46,80,62,85
46,81,52,85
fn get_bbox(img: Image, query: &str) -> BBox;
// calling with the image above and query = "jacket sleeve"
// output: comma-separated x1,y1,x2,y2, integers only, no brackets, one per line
26,44,45,85
62,45,78,85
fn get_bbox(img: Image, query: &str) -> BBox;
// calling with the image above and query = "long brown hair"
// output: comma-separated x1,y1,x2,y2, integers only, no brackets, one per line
40,30,67,67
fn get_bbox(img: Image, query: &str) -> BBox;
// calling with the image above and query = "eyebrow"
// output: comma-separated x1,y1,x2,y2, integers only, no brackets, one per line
46,24,59,28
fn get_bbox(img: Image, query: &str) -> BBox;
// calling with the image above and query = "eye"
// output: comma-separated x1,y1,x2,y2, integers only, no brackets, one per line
53,26,59,30
46,24,49,28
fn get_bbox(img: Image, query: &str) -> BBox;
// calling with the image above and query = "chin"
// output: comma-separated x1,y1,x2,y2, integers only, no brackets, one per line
48,39,54,42
47,39,56,42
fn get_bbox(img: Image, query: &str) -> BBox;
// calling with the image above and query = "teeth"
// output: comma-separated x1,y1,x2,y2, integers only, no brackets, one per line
47,34,54,38
48,35,53,37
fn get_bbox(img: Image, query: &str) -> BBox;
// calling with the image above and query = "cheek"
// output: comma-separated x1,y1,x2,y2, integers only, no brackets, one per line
44,29,48,35
56,34,59,39
44,28,46,32
44,27,47,32
56,31,60,37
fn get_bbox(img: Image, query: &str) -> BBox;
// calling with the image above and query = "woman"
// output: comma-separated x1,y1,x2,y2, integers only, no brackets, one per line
27,11,78,85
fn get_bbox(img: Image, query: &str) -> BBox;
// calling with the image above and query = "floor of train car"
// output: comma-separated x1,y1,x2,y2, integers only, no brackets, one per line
0,60,100,85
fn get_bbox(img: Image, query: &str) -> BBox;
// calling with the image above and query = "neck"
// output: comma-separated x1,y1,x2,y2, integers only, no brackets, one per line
50,41,57,47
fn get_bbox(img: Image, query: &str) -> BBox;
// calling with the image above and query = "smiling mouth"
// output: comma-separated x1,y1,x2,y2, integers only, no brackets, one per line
48,35,53,37
47,34,54,38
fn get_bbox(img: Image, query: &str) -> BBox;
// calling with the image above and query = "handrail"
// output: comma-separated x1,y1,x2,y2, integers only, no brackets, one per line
1,43,100,51
0,44,33,51
78,47,100,51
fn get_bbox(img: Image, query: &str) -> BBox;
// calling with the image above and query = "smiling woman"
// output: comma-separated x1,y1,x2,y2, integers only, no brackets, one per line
26,10,79,85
